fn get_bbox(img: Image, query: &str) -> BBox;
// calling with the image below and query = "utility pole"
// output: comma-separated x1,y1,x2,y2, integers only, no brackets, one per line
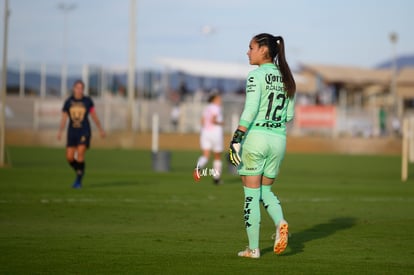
0,0,10,167
58,2,76,98
389,32,399,117
127,0,137,131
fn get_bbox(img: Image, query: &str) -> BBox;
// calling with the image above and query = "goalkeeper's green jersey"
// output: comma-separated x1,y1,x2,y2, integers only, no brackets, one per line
239,63,295,137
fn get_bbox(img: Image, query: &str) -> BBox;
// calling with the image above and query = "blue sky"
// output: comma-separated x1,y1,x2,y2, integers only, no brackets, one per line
1,0,413,70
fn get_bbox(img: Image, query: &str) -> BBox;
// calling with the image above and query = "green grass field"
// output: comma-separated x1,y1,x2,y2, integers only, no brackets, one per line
1,147,414,274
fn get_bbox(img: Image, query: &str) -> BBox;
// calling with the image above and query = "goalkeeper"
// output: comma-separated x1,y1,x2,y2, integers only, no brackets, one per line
229,33,296,258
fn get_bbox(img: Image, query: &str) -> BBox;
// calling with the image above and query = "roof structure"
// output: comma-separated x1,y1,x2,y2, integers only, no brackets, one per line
295,71,317,94
156,57,252,80
397,67,414,84
301,64,392,87
397,67,414,98
156,57,312,94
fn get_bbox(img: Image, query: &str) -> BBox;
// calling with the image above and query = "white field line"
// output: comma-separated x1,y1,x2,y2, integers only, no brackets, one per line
0,197,414,204
283,197,414,203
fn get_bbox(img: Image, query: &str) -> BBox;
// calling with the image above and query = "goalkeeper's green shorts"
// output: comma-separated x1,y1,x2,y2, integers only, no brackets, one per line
238,131,286,179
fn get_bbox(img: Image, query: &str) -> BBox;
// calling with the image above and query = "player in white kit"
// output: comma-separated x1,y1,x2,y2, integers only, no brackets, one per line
194,93,224,184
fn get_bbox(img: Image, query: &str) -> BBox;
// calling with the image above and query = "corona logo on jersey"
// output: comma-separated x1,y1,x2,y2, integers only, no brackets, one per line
265,73,283,84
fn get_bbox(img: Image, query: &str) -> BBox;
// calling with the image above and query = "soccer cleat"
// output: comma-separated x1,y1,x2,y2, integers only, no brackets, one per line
72,180,82,189
193,168,201,182
237,247,260,259
274,220,288,255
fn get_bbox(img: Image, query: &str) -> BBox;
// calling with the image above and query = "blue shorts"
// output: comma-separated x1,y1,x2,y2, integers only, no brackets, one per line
67,130,91,148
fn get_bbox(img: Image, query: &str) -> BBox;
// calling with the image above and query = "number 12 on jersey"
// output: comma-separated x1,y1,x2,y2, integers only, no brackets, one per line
265,92,286,122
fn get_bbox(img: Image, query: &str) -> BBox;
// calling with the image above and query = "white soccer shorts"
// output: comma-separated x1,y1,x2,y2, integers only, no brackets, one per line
200,127,223,153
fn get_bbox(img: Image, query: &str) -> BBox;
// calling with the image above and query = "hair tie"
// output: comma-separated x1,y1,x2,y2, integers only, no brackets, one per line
274,36,282,44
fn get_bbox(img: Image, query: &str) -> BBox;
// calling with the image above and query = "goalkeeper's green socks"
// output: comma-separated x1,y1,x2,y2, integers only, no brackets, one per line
261,185,284,226
243,187,261,250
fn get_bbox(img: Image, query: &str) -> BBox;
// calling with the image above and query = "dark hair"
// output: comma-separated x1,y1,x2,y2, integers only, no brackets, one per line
253,33,296,98
208,92,220,103
73,79,85,89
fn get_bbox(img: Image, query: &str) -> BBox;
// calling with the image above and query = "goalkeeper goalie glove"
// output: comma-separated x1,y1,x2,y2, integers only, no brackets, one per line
229,129,245,166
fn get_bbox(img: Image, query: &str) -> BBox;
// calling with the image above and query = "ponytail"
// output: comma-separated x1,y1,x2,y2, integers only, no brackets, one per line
253,33,296,99
274,36,296,99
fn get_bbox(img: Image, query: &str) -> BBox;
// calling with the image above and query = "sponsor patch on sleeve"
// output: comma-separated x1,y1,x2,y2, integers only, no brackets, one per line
246,76,256,93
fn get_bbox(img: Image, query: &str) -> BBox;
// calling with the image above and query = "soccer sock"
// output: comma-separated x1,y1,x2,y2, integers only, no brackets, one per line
213,160,222,179
76,161,85,182
197,156,208,168
243,186,261,250
69,160,79,172
261,185,284,226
